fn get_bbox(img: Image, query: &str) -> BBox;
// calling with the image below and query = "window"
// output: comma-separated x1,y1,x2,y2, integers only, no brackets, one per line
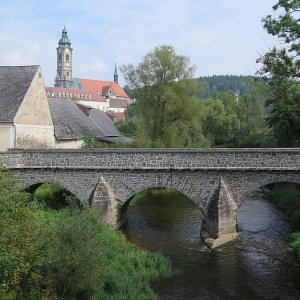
66,54,69,62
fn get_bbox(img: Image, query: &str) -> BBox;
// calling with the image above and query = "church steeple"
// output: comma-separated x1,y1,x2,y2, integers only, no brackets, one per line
114,63,118,84
55,26,73,88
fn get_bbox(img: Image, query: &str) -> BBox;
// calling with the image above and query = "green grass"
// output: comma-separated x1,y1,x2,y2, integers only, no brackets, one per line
0,170,172,299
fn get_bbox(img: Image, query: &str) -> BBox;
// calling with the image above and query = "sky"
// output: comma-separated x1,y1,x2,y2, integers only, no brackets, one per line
0,0,278,87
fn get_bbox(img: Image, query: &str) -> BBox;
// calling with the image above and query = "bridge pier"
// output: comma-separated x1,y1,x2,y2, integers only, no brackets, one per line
91,176,121,228
201,178,239,249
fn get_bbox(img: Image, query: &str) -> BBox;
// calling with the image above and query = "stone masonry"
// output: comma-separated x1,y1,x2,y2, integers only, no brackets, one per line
0,148,300,248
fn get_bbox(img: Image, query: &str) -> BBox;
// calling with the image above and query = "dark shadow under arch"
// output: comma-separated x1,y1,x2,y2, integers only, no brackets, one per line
119,187,204,229
25,181,82,210
239,178,300,207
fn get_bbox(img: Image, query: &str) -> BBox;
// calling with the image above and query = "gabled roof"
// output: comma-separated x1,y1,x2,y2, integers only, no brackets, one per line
48,98,120,141
109,97,134,108
107,111,126,122
0,65,39,121
78,78,129,98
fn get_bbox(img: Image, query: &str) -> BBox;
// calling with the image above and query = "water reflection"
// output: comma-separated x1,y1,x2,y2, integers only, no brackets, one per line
123,190,300,299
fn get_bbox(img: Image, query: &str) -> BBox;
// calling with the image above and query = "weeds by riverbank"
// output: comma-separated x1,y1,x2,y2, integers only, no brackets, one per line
269,183,300,260
0,169,172,299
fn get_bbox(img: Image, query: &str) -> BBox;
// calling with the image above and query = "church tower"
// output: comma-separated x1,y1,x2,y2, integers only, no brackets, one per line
114,63,118,84
55,26,73,88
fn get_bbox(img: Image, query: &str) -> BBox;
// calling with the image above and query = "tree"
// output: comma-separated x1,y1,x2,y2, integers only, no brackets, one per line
201,93,240,146
121,45,208,147
257,0,300,146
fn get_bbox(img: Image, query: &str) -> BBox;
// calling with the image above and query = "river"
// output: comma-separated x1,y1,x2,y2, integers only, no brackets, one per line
122,190,300,299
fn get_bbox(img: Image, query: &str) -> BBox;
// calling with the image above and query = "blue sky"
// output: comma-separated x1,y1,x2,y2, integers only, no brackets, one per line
0,0,277,86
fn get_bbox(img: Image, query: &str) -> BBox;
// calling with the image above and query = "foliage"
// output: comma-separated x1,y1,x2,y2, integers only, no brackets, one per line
121,45,209,147
0,168,45,299
0,168,172,299
197,75,255,99
33,183,81,210
270,182,300,226
200,92,240,146
290,232,300,259
257,0,300,146
45,206,172,299
82,135,132,149
129,188,172,207
266,182,300,259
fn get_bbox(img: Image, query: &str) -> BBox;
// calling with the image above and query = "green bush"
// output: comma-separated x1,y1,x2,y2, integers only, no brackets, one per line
33,183,81,210
271,183,300,226
290,232,300,259
0,168,172,299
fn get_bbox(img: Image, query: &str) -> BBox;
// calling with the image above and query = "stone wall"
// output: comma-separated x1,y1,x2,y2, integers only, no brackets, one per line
0,148,299,170
1,148,300,247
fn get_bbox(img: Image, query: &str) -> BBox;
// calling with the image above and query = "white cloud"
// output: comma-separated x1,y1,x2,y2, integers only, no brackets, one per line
0,0,277,86
79,58,108,73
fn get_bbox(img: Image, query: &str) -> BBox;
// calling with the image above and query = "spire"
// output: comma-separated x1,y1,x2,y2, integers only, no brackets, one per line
114,63,118,84
55,26,73,88
58,26,71,47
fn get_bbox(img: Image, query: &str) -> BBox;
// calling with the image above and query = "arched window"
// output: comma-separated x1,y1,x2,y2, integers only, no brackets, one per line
58,54,62,61
66,54,69,62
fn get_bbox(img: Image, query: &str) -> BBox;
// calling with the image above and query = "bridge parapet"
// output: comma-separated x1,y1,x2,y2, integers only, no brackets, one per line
0,148,300,171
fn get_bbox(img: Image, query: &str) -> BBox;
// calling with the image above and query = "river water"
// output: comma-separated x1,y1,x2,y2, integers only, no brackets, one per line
122,190,300,299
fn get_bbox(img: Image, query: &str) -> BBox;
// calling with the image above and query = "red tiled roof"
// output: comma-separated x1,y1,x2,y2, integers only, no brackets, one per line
46,86,106,102
107,111,126,122
109,98,134,108
79,78,129,98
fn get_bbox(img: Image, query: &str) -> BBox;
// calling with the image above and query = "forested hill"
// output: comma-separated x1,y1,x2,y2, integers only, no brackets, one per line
197,75,255,98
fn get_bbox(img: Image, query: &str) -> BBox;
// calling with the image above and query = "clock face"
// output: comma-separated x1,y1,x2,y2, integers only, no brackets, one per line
65,48,69,53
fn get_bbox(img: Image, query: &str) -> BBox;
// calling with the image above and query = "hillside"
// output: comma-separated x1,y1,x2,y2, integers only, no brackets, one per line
197,75,256,98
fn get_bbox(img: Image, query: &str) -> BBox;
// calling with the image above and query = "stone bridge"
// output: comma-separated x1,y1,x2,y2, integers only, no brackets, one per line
1,148,300,248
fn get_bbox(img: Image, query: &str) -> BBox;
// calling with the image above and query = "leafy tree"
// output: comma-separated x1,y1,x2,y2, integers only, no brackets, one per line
197,75,255,99
257,0,300,146
201,92,240,146
0,168,45,298
121,45,208,147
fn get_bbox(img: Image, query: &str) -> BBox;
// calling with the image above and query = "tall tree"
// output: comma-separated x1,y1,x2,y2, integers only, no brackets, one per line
121,45,208,147
257,0,300,146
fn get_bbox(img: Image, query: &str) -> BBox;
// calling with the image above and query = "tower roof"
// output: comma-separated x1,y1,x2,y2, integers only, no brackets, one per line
58,26,71,47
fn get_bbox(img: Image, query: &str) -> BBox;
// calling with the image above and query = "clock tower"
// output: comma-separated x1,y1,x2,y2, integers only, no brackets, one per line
55,26,73,88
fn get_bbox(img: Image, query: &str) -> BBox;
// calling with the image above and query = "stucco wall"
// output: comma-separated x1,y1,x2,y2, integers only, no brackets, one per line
77,99,109,111
54,138,84,149
15,124,54,149
14,67,54,148
0,124,14,151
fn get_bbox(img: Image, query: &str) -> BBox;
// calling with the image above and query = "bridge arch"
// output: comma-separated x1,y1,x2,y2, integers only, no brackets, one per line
9,170,94,206
237,172,300,206
122,184,205,216
117,185,205,228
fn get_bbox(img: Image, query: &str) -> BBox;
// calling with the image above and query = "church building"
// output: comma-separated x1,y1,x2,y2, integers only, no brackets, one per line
46,27,133,121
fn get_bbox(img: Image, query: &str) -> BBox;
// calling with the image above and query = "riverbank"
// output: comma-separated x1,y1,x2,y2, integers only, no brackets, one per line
0,169,172,299
267,183,300,260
